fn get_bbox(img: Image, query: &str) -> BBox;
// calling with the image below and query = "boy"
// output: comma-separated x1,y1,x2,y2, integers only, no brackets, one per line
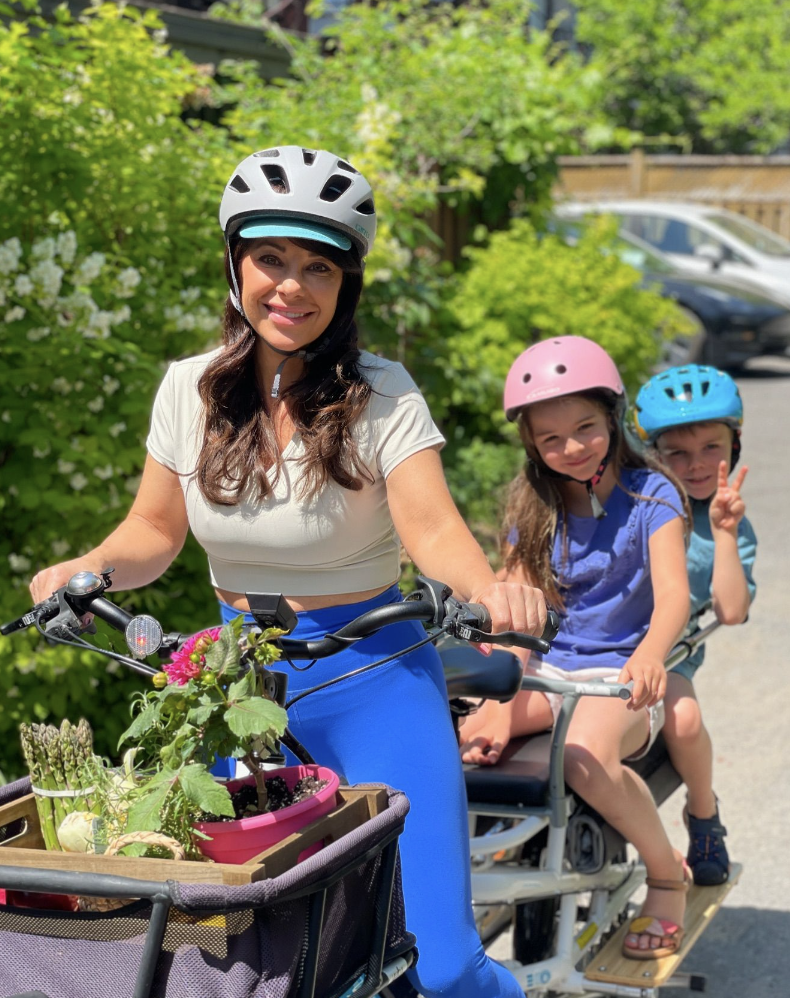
634,364,757,885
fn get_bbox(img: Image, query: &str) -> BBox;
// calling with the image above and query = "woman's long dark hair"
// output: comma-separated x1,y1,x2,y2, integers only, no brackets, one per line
195,237,374,505
503,389,690,609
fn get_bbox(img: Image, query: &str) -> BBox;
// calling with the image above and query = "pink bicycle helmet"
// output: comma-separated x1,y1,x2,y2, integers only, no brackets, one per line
504,336,624,421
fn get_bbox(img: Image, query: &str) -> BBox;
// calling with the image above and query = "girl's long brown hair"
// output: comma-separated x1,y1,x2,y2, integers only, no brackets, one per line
503,389,689,609
195,237,374,505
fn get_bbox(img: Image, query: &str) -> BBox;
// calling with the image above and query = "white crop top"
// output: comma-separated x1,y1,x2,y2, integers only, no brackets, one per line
146,349,445,596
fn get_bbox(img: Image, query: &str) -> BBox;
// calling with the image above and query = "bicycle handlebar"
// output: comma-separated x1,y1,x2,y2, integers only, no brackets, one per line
0,572,559,669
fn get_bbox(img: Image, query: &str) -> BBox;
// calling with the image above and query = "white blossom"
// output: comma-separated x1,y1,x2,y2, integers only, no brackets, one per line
14,275,33,297
27,327,51,342
85,309,113,338
115,267,141,297
152,27,168,44
125,474,142,495
111,305,131,325
180,287,201,304
108,421,126,438
93,464,114,480
102,376,120,395
4,306,26,323
31,237,56,261
70,473,88,491
33,443,51,458
52,539,71,557
76,252,106,284
1,411,11,423
30,259,64,304
86,396,105,413
58,459,76,474
8,554,31,573
51,378,71,395
0,238,22,275
56,231,78,266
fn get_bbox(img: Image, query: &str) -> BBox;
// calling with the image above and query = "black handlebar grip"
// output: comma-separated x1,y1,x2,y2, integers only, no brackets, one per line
542,609,561,643
464,603,492,632
84,595,134,632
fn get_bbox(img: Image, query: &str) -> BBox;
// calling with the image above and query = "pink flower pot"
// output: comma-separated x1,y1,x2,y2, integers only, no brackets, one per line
194,764,340,865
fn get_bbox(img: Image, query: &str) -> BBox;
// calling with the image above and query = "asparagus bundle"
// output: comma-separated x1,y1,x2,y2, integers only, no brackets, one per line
19,719,96,852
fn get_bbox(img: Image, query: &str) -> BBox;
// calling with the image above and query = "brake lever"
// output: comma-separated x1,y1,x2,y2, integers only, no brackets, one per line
449,623,552,656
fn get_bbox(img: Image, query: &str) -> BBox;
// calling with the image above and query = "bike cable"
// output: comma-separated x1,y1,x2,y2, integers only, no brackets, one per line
284,627,447,710
34,619,159,678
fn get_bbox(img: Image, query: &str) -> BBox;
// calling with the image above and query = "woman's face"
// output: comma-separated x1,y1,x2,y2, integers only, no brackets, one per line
527,396,611,480
238,238,343,352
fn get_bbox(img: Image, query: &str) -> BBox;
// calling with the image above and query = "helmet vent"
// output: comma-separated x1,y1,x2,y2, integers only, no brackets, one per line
683,382,693,397
261,165,290,194
320,175,352,202
302,149,317,165
556,364,567,374
701,380,711,395
253,149,280,158
337,159,359,174
522,373,532,384
663,387,676,400
355,198,375,215
229,175,250,193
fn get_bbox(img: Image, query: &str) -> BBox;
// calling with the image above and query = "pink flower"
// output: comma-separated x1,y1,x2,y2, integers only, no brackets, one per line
163,627,222,686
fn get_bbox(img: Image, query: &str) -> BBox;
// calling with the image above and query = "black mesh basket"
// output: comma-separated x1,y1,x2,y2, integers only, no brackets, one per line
0,778,415,998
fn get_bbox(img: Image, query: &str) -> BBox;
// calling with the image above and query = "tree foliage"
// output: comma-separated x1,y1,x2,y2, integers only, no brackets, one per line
0,4,235,779
573,0,790,153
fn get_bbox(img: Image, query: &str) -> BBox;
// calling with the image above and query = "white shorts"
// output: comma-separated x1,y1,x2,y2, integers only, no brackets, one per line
527,660,665,762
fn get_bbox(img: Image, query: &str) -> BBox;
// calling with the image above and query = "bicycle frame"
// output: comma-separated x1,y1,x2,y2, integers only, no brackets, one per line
462,619,721,998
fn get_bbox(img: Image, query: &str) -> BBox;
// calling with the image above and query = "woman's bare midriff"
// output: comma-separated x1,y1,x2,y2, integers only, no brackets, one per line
214,583,392,614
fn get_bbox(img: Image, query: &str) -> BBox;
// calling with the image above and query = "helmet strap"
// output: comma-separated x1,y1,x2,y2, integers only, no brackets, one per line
529,446,612,520
730,430,741,472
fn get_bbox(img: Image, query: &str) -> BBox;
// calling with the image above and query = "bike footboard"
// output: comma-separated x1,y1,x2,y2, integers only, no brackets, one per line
0,778,415,998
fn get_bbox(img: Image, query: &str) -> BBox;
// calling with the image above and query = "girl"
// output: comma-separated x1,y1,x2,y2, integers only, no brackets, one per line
29,146,546,998
460,335,693,960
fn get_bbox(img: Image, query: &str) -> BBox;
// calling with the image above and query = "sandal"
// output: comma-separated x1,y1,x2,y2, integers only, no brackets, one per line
683,800,730,886
622,863,692,961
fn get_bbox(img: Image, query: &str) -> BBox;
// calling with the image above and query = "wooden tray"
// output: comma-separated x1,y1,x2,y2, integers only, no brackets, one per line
584,862,742,988
0,786,388,888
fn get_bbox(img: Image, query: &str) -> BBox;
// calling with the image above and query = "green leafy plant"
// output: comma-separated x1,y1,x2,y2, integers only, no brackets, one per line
116,618,288,849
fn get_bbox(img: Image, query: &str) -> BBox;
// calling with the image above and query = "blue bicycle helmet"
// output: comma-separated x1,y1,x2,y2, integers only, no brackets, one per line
634,365,743,444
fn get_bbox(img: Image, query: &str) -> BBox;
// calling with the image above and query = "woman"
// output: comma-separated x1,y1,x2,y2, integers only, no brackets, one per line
30,146,546,997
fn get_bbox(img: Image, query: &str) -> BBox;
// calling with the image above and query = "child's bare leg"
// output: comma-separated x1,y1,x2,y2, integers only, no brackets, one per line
460,690,553,766
564,697,687,952
663,672,729,884
663,673,716,818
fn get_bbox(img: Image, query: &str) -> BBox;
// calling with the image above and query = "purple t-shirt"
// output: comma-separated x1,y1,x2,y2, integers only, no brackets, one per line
511,467,684,672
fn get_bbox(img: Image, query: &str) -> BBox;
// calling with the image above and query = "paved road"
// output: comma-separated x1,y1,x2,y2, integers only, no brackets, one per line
488,355,790,995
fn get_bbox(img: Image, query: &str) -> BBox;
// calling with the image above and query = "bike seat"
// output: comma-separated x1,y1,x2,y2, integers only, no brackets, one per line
463,731,682,811
440,644,522,702
464,732,552,807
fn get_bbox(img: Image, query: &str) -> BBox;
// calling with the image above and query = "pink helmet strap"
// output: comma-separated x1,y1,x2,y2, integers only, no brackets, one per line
534,445,612,520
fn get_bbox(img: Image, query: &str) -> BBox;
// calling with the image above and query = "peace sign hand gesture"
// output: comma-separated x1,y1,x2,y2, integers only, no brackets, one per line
709,461,748,535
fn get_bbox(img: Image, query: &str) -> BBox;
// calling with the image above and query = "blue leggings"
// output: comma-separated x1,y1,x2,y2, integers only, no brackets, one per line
219,586,522,998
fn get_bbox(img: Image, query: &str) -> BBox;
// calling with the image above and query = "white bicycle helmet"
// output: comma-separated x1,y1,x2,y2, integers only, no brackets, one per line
219,146,377,258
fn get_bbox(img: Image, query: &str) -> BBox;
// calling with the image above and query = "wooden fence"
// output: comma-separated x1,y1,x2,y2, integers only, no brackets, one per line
556,152,790,239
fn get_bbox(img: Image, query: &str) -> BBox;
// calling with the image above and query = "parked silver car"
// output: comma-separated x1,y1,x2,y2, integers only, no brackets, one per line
557,200,790,307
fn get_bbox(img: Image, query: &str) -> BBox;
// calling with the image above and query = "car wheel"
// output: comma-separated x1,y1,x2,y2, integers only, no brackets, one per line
663,307,711,367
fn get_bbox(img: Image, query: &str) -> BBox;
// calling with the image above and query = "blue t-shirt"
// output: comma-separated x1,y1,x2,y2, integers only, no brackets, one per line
511,467,685,673
682,499,757,672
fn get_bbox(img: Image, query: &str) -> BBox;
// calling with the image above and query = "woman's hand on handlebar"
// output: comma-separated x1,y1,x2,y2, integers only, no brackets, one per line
468,582,547,657
29,557,102,604
617,651,667,711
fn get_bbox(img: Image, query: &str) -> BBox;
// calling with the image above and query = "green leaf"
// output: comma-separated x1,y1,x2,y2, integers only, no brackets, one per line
124,779,171,833
204,625,241,680
179,763,234,817
224,697,288,741
118,701,161,748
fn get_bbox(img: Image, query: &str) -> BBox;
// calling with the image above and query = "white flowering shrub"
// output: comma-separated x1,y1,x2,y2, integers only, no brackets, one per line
0,3,236,778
